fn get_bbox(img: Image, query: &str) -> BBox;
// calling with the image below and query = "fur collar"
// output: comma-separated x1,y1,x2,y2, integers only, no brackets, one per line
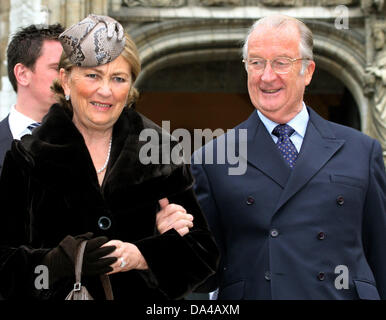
16,104,193,202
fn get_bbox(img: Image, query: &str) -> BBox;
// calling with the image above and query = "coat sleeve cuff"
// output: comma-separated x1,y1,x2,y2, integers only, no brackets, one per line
134,228,216,299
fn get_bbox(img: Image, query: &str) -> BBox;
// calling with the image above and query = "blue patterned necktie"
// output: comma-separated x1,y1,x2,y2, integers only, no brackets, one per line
272,124,298,168
27,122,41,132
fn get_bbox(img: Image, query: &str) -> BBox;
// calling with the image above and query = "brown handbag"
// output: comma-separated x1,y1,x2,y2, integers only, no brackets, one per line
65,240,114,300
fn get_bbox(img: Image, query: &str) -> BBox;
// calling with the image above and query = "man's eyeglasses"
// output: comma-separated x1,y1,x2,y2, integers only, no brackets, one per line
242,57,311,74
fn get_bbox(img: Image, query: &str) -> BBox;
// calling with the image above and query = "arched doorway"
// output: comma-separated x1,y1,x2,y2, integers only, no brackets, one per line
135,59,360,132
131,19,367,149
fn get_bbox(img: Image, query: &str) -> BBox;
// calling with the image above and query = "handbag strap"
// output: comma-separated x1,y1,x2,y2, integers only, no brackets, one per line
100,274,114,300
74,240,87,291
74,240,114,300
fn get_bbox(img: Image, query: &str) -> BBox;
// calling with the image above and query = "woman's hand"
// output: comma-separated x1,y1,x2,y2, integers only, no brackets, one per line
42,233,117,283
156,198,194,236
102,240,148,275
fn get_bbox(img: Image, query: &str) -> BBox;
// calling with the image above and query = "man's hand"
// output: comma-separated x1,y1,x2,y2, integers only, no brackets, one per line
156,198,194,236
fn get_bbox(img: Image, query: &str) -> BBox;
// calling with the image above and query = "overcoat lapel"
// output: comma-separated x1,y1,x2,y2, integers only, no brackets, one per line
274,108,345,213
0,116,12,144
243,111,291,189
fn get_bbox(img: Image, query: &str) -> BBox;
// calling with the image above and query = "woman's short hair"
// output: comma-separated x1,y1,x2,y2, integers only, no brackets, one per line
52,33,141,110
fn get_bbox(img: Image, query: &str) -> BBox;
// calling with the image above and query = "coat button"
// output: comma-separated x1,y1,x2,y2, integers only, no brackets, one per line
265,271,271,281
270,229,279,238
246,196,255,205
98,216,112,230
336,195,345,206
317,232,326,240
317,272,325,281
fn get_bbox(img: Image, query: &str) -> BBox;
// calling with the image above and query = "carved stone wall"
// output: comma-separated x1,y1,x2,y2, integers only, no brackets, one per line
363,0,386,161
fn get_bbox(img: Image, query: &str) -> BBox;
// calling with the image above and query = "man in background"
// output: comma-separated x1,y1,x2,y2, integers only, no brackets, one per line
0,24,64,173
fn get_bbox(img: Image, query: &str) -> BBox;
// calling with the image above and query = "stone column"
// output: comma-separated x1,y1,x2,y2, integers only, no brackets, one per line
89,0,109,16
366,33,386,164
362,0,386,164
61,0,109,28
64,0,86,28
110,0,122,11
0,0,11,119
41,0,65,25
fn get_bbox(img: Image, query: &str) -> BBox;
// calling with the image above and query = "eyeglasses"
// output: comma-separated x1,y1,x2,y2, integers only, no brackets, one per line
242,57,311,74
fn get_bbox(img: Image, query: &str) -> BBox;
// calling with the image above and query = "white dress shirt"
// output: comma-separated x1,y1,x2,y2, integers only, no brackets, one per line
257,102,309,153
8,105,39,140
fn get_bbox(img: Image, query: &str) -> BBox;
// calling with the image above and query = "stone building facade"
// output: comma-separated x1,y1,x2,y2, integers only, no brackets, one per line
0,0,385,163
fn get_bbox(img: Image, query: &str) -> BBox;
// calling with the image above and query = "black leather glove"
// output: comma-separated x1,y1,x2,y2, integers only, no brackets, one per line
42,232,117,284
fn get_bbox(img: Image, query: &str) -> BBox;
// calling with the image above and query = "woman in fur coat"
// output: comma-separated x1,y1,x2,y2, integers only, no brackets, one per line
0,15,219,300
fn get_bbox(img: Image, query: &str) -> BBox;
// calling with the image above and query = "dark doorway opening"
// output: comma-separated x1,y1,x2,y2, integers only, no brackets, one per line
136,59,361,145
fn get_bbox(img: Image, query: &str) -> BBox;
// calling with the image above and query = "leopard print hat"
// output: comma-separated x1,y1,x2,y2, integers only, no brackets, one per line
59,14,126,67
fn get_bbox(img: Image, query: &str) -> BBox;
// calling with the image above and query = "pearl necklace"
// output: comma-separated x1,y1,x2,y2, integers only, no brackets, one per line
97,137,112,174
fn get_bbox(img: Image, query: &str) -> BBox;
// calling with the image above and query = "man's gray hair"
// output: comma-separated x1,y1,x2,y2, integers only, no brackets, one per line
242,15,313,74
